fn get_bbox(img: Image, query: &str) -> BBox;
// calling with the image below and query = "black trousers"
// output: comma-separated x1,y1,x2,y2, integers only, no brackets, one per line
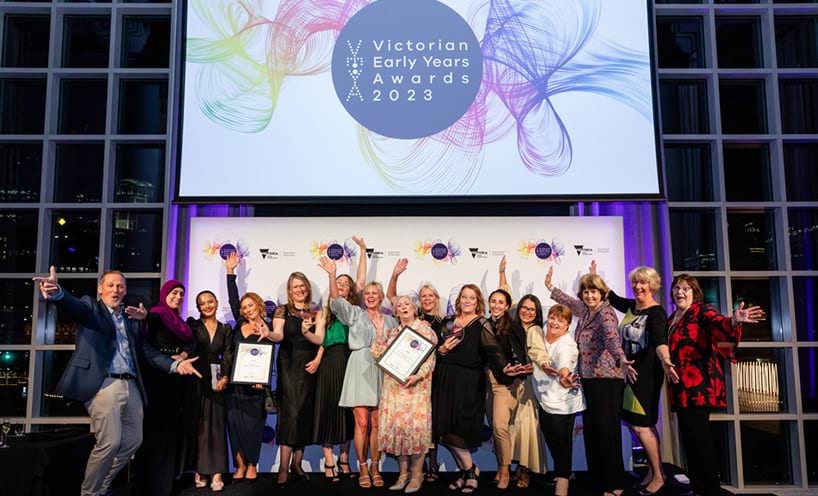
676,407,721,496
538,407,576,479
582,378,626,492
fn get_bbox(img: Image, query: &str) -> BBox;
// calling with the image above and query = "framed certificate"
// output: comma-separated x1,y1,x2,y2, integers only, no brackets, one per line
376,326,436,385
231,342,274,385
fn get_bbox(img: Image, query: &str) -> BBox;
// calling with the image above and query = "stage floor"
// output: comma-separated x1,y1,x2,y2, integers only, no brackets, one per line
108,464,761,496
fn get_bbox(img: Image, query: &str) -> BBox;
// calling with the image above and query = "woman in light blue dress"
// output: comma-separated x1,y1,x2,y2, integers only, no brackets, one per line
320,256,397,488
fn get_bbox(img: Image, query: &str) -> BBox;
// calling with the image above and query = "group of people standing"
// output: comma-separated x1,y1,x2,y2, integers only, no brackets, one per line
36,235,764,496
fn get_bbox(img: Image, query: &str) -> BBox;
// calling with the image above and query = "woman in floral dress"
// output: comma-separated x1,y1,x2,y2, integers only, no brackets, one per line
371,295,437,494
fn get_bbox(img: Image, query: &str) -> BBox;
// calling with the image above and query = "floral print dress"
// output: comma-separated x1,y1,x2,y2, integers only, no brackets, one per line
371,319,437,456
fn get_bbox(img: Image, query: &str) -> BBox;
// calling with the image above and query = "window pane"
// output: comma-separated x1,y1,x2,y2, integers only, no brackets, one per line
2,14,50,68
54,143,104,202
62,15,110,68
121,16,170,68
670,209,720,270
53,278,96,345
58,79,107,134
118,79,168,134
793,277,818,342
696,276,724,307
114,143,164,202
731,278,784,342
0,78,46,134
735,348,789,413
789,208,818,271
111,210,162,272
740,421,794,485
799,348,818,413
39,350,86,417
727,210,778,270
775,15,818,68
657,16,705,68
710,421,734,485
0,279,33,345
0,142,41,202
779,79,818,134
51,210,100,273
0,210,38,272
0,350,29,417
783,143,818,201
660,80,709,134
723,143,772,201
719,79,767,134
123,278,159,308
807,421,818,484
716,16,764,68
663,143,714,202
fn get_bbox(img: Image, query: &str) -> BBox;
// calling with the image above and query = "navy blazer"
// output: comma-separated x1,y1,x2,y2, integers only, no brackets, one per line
53,289,175,405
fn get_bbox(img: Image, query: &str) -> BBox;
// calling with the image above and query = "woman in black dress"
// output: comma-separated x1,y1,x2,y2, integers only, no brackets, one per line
133,279,196,495
265,272,322,485
432,284,521,494
184,289,234,492
594,262,671,495
225,253,270,482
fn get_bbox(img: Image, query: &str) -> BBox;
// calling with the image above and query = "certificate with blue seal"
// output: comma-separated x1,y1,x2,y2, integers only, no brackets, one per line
376,326,436,385
231,342,274,384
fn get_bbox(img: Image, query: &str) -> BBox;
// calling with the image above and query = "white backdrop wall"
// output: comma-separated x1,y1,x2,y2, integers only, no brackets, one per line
187,216,632,472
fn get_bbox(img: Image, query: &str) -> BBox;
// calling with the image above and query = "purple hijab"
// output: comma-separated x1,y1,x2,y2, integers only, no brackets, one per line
149,279,193,341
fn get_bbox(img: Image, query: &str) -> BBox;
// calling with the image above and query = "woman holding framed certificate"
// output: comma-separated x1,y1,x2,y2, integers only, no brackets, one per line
371,295,437,493
322,256,397,489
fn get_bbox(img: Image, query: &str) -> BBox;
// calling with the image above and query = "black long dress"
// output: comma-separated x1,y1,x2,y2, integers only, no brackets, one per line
275,305,319,448
225,274,268,465
178,317,234,475
133,314,195,495
432,316,509,449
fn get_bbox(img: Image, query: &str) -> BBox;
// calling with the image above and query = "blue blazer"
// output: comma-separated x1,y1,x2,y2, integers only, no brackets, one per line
53,290,174,405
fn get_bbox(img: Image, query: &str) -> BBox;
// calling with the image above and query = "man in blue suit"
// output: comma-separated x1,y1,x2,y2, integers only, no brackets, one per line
34,266,201,496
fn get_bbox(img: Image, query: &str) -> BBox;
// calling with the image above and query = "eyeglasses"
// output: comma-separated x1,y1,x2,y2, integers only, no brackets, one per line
673,286,692,293
519,306,537,313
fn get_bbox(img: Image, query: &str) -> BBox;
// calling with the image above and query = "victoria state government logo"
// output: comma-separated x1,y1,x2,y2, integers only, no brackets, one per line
574,245,594,256
259,248,279,260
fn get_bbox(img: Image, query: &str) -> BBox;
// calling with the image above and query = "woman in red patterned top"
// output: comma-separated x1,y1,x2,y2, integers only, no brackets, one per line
665,274,763,496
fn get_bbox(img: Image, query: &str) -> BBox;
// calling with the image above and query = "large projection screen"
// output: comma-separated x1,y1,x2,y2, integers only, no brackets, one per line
187,215,630,471
177,0,662,201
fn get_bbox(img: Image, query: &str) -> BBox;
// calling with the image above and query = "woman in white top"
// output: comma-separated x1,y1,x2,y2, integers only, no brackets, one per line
529,304,586,496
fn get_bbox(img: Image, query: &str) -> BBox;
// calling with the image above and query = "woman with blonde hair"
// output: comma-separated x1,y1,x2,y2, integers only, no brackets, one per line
321,255,397,488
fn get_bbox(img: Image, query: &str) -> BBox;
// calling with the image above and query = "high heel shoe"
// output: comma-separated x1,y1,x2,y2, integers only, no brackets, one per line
290,463,311,481
639,483,667,496
338,459,355,478
405,476,424,493
461,465,479,494
324,464,340,483
210,480,224,492
390,473,410,491
424,459,440,483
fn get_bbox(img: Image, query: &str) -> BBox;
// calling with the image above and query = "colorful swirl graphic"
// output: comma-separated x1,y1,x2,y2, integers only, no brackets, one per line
187,0,651,193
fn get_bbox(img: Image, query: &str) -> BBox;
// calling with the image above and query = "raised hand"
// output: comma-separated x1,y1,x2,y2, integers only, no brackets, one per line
544,266,554,291
392,258,409,277
124,303,147,320
733,302,764,324
32,266,59,299
317,256,336,275
225,252,240,274
498,255,507,273
176,356,203,378
352,235,366,249
589,259,598,275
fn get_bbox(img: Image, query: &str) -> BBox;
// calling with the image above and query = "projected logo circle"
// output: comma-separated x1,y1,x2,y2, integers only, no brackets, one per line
431,243,449,260
326,243,345,260
331,0,483,139
219,244,236,260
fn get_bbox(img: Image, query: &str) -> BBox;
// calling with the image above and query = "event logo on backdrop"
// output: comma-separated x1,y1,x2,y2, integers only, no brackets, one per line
179,0,661,199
